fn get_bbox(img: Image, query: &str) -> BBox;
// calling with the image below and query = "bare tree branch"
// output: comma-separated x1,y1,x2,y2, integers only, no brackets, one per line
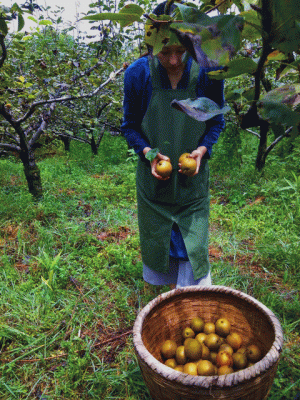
16,66,125,124
0,142,21,152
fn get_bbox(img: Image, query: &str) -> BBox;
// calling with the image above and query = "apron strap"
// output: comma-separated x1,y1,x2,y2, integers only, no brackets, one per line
148,55,200,91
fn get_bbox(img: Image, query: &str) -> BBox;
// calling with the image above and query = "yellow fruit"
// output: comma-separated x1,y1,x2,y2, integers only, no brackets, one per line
174,365,184,372
5,103,11,109
184,338,202,361
210,351,218,364
178,153,190,164
179,154,197,176
164,358,177,369
196,359,216,376
201,344,211,360
182,326,195,340
195,332,207,344
175,345,187,365
232,352,248,370
204,322,215,335
183,362,198,375
216,350,233,368
215,318,231,337
204,333,223,352
226,332,243,352
219,343,234,356
236,346,247,355
161,340,177,359
246,344,262,363
218,365,234,375
190,317,204,333
184,337,194,347
156,159,172,178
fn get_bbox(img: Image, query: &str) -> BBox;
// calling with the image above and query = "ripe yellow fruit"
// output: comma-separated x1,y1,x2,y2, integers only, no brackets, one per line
196,359,216,376
226,332,243,352
174,365,184,372
215,318,231,337
164,358,177,369
216,350,233,368
183,362,198,375
232,352,248,370
161,340,177,359
195,332,207,344
219,343,234,356
5,103,12,109
184,338,202,361
246,344,262,363
179,153,197,176
218,365,234,375
204,333,223,352
182,326,195,340
175,345,187,365
203,322,215,335
156,159,172,178
190,317,204,333
201,344,211,360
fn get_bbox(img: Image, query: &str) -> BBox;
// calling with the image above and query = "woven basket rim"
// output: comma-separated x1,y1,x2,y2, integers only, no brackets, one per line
133,285,284,388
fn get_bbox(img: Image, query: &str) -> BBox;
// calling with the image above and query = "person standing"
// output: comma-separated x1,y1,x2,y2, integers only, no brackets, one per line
121,3,225,288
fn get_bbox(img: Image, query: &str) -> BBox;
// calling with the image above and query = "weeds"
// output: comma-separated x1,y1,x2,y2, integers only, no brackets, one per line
0,132,299,399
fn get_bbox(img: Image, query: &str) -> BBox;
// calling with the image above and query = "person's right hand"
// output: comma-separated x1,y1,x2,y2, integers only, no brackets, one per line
143,147,171,180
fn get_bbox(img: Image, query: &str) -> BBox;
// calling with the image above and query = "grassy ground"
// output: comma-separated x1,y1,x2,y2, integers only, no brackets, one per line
0,132,299,399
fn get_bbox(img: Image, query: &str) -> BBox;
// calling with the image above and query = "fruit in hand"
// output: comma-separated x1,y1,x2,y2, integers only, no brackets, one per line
179,153,197,176
156,159,172,178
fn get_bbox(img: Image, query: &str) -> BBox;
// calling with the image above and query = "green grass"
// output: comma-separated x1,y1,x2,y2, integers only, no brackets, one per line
0,131,299,399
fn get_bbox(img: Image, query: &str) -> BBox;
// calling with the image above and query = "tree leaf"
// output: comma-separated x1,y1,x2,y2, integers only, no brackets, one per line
81,12,142,28
0,18,8,35
207,58,257,80
171,97,230,121
145,14,173,55
257,101,300,126
17,13,24,31
240,9,261,41
170,14,244,67
258,84,300,126
145,148,159,163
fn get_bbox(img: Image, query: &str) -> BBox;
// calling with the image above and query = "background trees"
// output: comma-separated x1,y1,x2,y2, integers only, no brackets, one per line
0,2,127,199
1,0,300,199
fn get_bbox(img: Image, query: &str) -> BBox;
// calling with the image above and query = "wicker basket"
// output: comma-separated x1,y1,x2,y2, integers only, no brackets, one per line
133,285,283,400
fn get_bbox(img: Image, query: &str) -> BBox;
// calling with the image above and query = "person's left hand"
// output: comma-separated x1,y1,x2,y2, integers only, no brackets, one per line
179,146,207,176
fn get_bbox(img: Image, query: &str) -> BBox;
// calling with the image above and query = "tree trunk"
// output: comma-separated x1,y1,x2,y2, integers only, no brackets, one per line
91,135,98,155
20,146,43,200
255,121,269,171
59,134,71,152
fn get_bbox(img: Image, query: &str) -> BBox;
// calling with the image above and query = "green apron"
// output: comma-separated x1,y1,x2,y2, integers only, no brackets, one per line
136,56,210,280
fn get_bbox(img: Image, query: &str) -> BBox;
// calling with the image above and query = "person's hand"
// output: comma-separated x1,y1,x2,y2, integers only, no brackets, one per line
143,147,171,180
178,146,207,176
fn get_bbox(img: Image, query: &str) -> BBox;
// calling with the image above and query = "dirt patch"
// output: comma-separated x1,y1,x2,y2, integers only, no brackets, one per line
97,226,132,244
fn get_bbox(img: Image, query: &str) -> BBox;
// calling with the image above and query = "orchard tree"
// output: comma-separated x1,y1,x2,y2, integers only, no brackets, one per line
83,0,300,170
0,3,126,199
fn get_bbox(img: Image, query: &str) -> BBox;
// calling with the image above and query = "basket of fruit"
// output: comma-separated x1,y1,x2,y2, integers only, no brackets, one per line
133,285,283,400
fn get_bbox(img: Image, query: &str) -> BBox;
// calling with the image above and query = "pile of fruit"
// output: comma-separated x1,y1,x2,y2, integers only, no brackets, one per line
160,317,262,376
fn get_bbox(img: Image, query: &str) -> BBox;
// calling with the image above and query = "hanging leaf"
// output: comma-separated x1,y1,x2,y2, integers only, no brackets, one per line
240,9,261,41
171,97,230,122
270,123,285,139
81,4,144,28
17,13,24,31
258,84,300,126
145,14,174,55
170,14,244,67
207,58,257,80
